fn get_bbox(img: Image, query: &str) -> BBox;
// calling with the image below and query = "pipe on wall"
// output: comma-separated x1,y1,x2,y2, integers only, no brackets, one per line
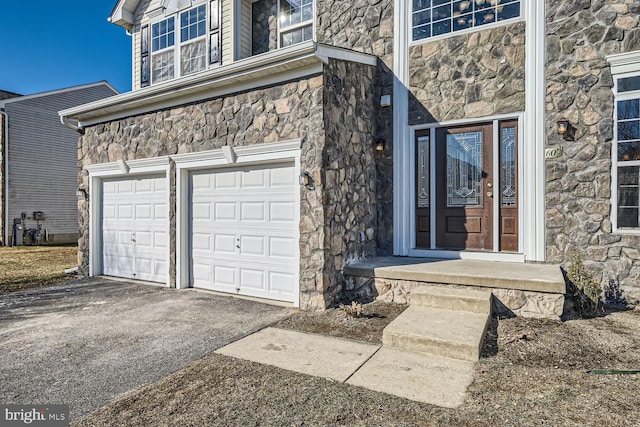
1,109,8,246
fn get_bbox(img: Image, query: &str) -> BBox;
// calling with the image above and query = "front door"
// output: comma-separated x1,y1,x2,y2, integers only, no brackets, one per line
415,120,519,252
436,124,494,250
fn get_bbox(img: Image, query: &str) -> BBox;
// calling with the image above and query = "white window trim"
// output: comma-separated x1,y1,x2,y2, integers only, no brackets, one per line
608,50,640,235
409,1,525,47
150,2,212,85
85,157,172,286
174,139,302,307
276,0,316,49
393,0,545,262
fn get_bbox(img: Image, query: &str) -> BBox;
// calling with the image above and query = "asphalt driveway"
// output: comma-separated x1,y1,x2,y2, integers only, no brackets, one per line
0,278,290,420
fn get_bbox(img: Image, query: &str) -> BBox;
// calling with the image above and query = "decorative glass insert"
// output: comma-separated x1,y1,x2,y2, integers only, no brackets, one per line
412,0,521,42
417,135,430,208
446,131,483,207
618,166,640,228
501,126,516,206
618,97,640,161
279,0,314,47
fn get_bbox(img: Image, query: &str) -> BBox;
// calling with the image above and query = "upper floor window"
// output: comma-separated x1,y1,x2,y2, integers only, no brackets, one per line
412,0,521,42
615,75,640,229
142,1,221,87
279,0,314,47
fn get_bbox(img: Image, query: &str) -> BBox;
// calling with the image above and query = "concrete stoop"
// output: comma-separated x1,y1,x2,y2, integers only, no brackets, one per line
382,286,492,361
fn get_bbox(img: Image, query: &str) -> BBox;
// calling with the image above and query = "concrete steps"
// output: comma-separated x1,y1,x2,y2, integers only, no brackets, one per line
382,286,491,361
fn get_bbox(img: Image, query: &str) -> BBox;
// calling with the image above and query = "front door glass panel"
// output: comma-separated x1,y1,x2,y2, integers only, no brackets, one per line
446,131,483,207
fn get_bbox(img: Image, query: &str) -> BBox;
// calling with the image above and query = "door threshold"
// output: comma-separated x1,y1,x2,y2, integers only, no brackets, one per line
97,275,169,287
407,249,525,263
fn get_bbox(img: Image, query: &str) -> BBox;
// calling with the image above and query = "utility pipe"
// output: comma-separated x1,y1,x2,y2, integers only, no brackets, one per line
1,109,8,246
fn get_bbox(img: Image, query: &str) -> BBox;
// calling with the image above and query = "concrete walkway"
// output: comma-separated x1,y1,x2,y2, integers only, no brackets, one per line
215,327,475,408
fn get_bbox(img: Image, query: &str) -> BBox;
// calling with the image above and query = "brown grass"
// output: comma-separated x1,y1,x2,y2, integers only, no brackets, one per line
73,303,640,426
0,245,78,295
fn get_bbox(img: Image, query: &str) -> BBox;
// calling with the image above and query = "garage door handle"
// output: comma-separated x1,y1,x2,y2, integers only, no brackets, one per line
235,245,240,248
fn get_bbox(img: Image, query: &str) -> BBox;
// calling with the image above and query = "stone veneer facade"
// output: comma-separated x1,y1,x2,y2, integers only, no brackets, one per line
78,58,377,309
77,0,640,311
545,0,640,302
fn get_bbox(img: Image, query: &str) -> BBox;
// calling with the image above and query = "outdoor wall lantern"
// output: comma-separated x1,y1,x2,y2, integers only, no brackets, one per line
375,139,385,153
299,171,314,190
557,119,576,141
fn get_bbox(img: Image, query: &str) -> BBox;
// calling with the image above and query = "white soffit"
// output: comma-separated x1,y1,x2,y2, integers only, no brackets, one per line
109,0,140,30
59,42,377,127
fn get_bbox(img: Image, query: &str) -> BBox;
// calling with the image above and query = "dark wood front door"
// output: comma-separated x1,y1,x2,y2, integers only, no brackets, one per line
435,124,494,250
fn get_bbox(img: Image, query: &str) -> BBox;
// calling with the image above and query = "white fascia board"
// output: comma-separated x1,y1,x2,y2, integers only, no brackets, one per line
173,139,302,168
315,44,378,66
607,50,640,75
109,0,139,30
85,156,170,176
59,42,319,124
60,42,378,128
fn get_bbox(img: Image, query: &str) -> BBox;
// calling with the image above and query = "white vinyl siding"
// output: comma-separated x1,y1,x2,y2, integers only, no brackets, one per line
221,0,233,63
4,84,118,243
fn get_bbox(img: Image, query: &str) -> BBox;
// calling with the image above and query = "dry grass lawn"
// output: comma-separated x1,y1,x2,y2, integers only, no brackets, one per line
73,303,640,427
0,245,77,295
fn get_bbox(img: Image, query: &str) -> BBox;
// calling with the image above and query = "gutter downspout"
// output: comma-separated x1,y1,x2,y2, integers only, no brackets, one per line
1,109,8,246
60,115,84,134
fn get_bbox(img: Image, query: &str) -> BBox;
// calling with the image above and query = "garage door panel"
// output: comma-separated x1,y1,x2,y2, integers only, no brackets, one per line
118,180,134,193
239,235,265,256
269,271,295,294
214,234,236,253
214,265,237,288
240,268,265,290
240,202,266,221
240,169,267,188
102,174,168,283
214,202,237,221
214,170,237,189
192,202,211,220
270,167,296,187
269,236,296,258
118,204,134,219
189,162,297,302
270,202,296,223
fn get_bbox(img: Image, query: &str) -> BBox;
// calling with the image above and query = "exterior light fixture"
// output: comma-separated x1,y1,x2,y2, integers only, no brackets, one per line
299,171,314,190
557,119,575,141
375,139,385,153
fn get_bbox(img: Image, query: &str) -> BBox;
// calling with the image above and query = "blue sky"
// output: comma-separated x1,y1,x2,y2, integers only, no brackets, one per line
0,1,132,95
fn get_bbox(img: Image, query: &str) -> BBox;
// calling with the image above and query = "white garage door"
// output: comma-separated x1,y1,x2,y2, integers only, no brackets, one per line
189,162,298,302
102,174,168,283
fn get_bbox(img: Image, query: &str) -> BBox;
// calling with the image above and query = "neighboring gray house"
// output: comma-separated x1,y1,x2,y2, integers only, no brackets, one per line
0,82,118,245
59,1,640,315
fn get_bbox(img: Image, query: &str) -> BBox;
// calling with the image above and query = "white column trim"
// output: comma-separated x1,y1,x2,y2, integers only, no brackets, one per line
393,0,410,255
523,0,547,262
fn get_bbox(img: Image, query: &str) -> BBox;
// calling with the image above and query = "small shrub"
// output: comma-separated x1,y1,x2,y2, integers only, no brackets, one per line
566,250,603,316
339,301,364,318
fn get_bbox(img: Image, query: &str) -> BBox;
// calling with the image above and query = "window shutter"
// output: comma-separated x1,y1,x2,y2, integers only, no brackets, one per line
141,25,150,87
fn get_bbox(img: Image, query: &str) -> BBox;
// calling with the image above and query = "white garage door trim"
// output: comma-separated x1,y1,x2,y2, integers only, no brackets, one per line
86,157,171,286
175,140,302,307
